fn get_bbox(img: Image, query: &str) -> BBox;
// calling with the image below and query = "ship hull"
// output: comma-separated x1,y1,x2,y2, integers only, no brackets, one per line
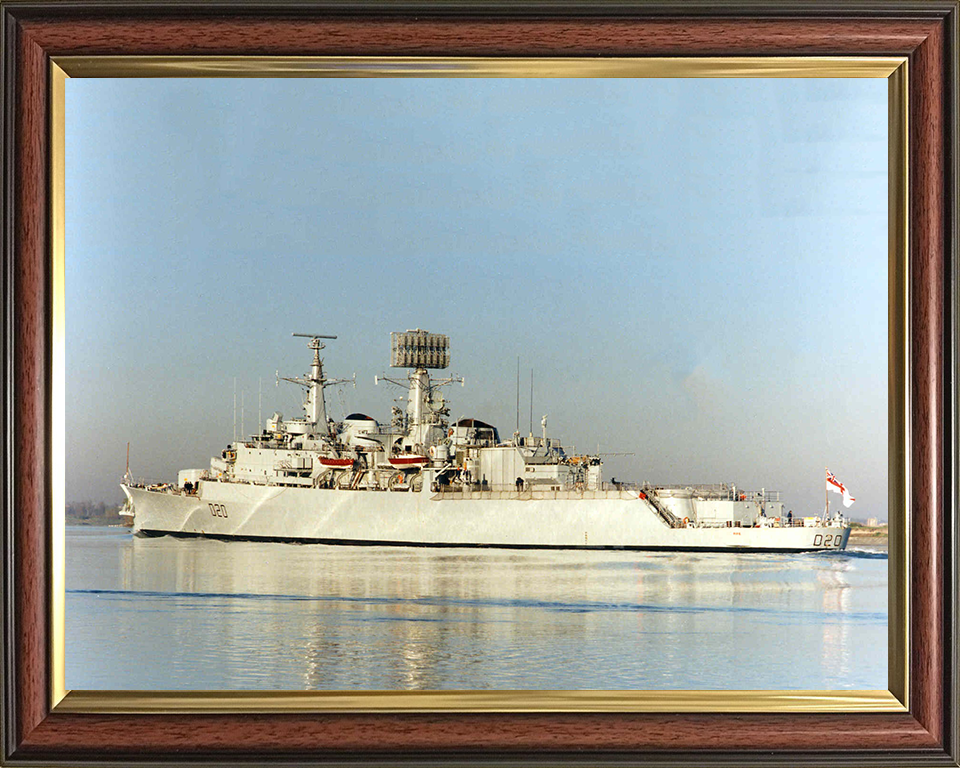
122,482,851,552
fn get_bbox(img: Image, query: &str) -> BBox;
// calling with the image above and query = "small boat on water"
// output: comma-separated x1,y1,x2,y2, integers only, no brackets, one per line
121,329,851,552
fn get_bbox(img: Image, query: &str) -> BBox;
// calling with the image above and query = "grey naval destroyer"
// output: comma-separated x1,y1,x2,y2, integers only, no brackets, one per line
121,330,851,552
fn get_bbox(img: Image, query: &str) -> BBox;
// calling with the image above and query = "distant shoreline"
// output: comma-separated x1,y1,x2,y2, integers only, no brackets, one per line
847,524,888,549
65,501,124,527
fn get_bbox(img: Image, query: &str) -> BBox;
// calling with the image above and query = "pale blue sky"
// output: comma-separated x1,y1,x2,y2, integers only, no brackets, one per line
66,77,888,519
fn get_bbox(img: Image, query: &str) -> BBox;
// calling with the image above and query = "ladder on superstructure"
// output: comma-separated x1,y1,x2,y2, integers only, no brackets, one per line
641,485,683,528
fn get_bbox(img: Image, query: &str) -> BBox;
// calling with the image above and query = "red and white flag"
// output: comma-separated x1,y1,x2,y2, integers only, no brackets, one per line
825,468,856,508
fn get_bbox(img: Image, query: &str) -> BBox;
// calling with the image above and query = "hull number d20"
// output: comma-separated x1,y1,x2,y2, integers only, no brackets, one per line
208,503,228,518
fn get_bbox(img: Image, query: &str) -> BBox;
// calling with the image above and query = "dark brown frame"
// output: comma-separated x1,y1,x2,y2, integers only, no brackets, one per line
2,3,958,765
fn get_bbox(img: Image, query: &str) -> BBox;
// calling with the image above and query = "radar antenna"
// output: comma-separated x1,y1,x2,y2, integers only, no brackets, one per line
377,330,463,450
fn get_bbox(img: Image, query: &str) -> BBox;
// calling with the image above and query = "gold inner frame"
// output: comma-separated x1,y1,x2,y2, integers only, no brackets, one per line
49,56,910,714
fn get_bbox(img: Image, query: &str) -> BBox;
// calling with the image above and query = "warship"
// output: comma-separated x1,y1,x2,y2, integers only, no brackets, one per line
121,330,851,552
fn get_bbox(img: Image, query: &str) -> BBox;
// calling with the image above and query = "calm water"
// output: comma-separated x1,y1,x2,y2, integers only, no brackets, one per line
66,526,887,690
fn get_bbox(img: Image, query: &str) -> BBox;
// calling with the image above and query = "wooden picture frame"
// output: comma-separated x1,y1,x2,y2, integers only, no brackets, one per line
2,2,957,765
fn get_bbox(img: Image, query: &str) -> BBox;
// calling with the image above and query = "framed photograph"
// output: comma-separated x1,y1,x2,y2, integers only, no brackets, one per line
2,2,957,766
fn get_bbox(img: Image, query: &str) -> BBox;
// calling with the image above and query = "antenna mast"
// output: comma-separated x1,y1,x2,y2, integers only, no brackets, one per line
529,368,533,435
516,356,520,434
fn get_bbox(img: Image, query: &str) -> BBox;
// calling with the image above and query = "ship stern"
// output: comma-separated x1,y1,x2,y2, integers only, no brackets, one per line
838,525,853,550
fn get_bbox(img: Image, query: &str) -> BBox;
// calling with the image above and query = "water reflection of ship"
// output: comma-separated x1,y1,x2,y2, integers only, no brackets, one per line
817,561,853,682
115,537,876,689
122,537,611,689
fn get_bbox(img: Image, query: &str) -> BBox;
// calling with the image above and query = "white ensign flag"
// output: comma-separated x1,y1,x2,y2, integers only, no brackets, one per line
825,469,856,508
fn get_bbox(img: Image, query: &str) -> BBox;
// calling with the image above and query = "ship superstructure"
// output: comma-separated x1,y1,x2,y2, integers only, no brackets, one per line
121,330,851,552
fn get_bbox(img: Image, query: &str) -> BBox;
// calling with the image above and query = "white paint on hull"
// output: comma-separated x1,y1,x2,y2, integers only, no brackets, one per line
123,482,851,552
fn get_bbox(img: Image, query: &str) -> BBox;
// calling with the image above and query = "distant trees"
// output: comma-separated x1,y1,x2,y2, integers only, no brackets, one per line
66,501,123,525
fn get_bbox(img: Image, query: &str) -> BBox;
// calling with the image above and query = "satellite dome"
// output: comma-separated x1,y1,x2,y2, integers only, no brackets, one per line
453,418,495,429
344,413,376,421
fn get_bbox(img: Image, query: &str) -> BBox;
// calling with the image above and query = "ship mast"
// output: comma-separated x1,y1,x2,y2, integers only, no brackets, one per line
825,466,829,519
377,330,461,449
280,333,352,436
